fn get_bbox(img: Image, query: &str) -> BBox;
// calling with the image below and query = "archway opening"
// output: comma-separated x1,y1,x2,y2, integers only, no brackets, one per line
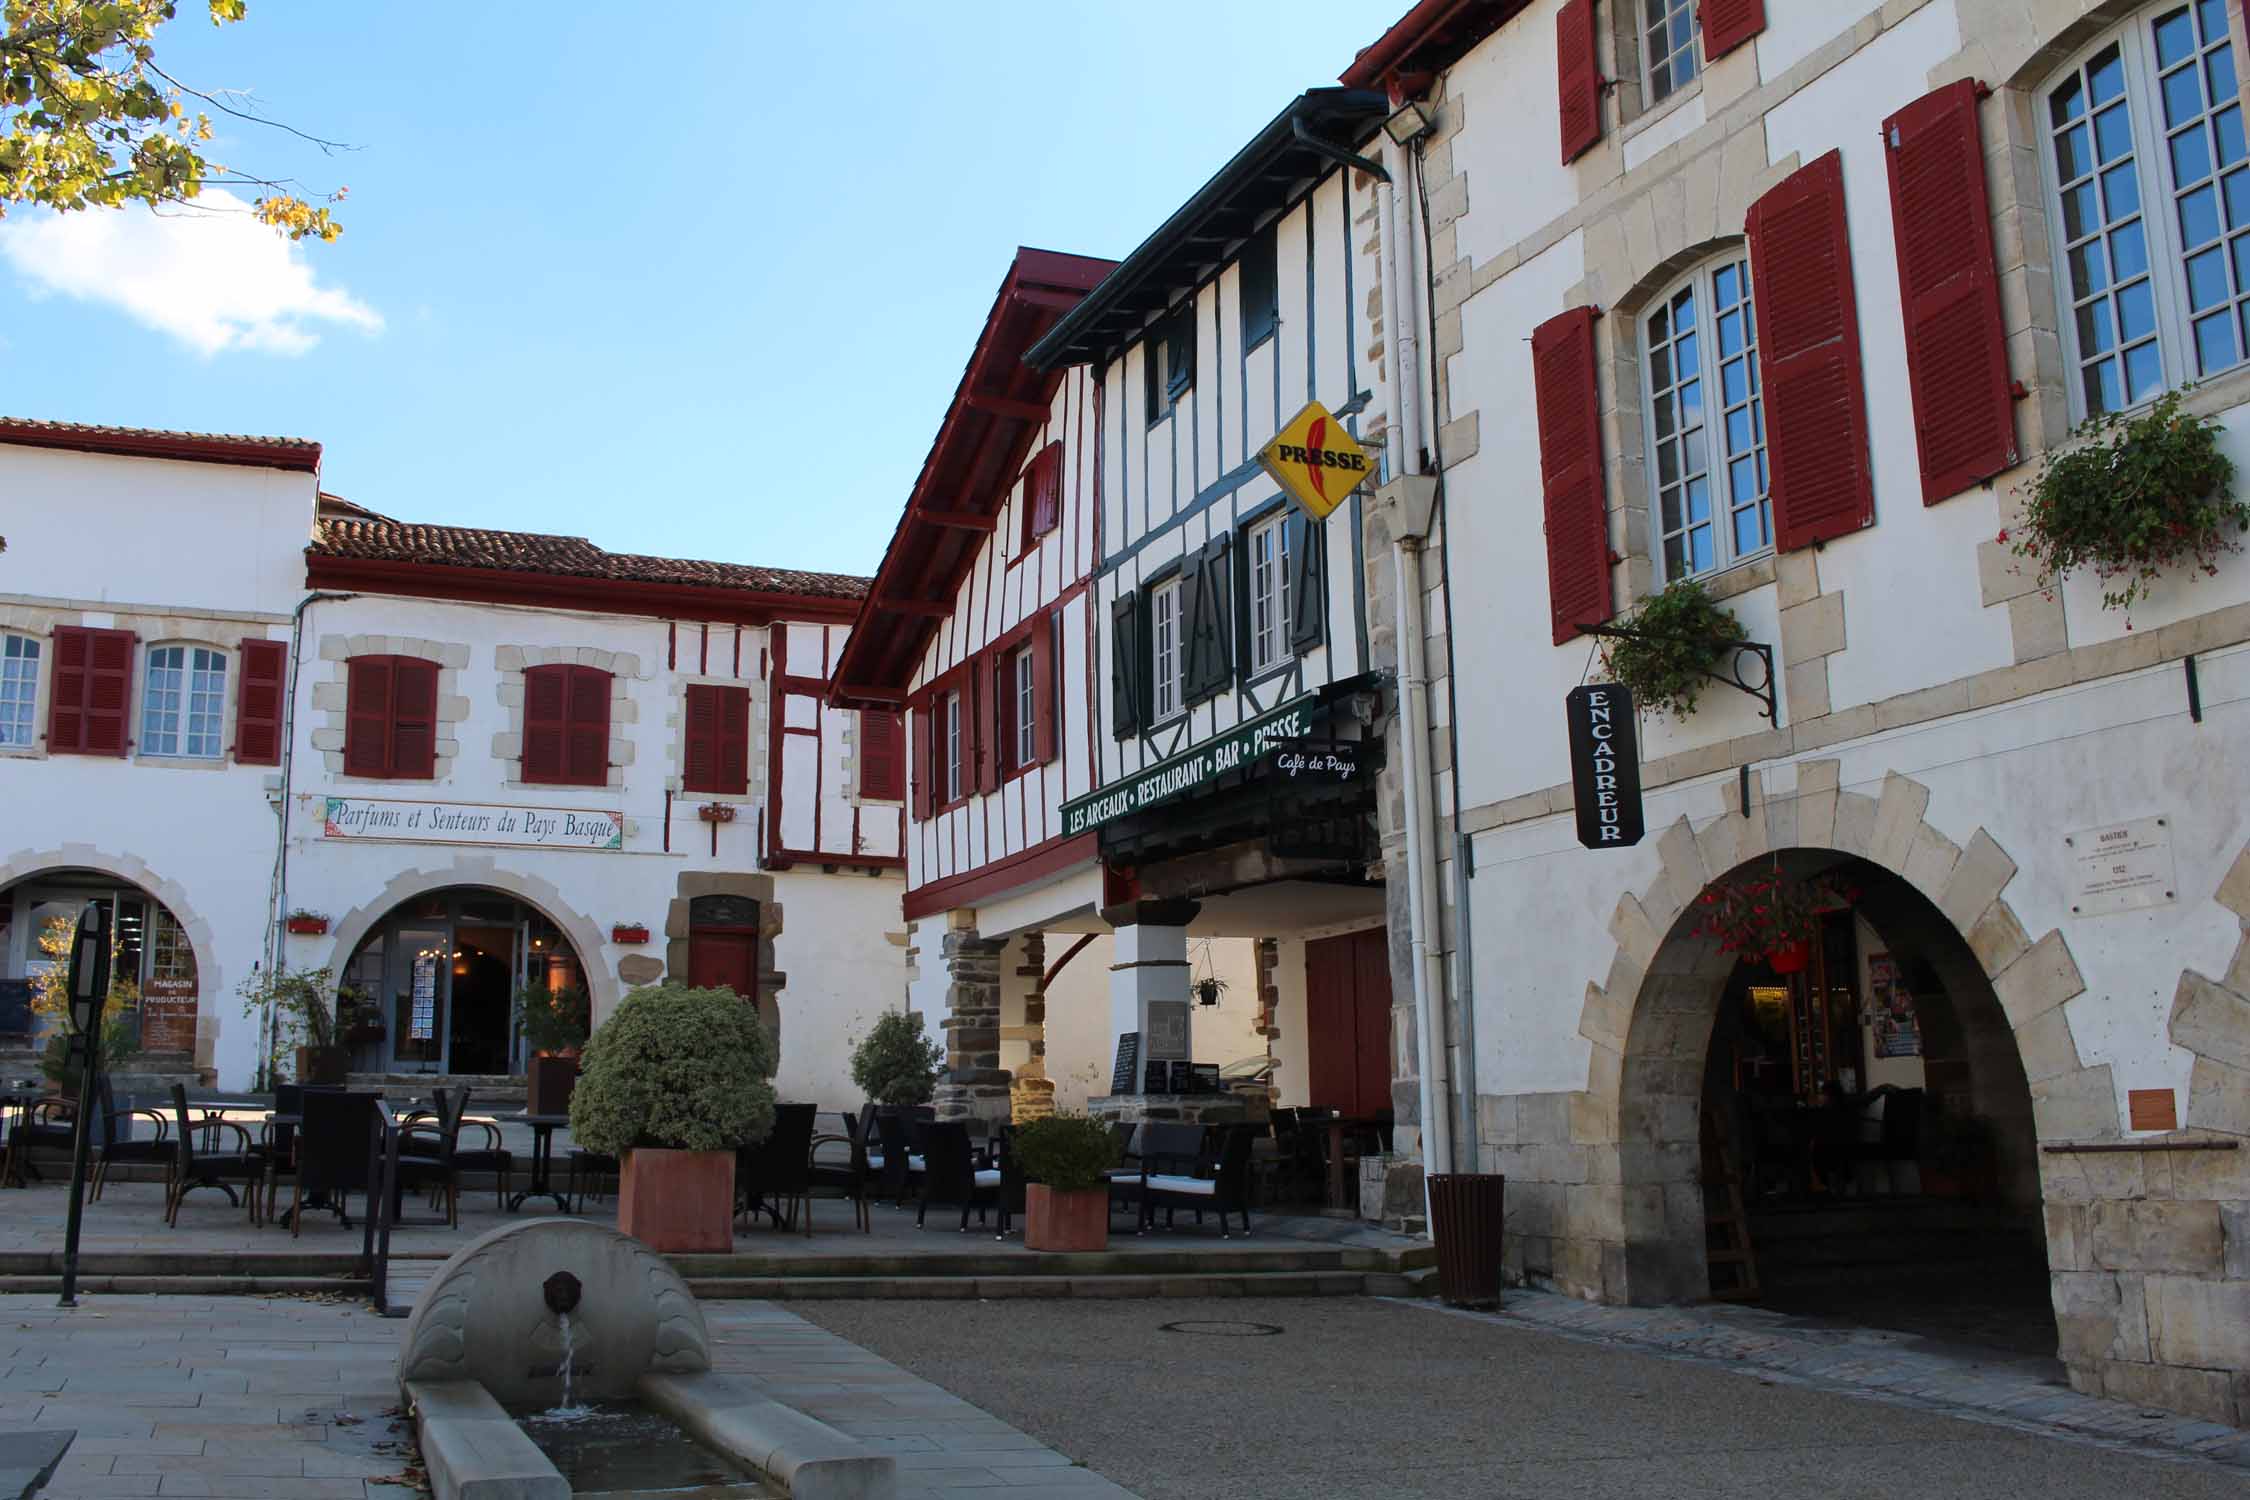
1626,849,2056,1358
1,867,208,1082
339,886,585,1078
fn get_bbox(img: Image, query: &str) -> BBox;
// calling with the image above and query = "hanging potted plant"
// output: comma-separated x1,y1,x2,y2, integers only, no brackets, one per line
284,909,330,936
1012,1113,1121,1252
516,982,591,1116
2005,388,2248,618
569,982,776,1252
1691,868,1855,971
1193,974,1228,1008
239,965,350,1085
1598,579,1746,720
849,1010,945,1115
610,922,651,945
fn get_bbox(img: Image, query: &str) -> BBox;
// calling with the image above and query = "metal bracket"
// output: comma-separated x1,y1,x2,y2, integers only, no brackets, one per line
1579,625,1781,729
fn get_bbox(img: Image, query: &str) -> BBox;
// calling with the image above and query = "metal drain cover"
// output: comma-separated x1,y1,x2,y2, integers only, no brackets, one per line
1160,1319,1283,1337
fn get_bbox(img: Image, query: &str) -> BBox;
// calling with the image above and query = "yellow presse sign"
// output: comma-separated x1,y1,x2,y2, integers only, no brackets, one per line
1256,400,1373,521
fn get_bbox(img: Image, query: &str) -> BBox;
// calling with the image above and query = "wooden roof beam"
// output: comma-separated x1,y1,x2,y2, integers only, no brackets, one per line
918,509,999,532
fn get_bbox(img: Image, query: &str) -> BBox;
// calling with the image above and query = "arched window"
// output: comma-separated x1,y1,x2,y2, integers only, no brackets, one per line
2046,0,2246,415
1641,254,1769,581
141,645,227,758
0,634,38,748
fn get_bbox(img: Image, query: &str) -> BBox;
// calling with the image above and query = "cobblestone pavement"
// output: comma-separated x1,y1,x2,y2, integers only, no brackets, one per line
0,1294,1137,1499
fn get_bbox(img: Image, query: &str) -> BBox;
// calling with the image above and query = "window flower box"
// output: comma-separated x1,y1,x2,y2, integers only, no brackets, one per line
611,923,651,945
284,912,330,936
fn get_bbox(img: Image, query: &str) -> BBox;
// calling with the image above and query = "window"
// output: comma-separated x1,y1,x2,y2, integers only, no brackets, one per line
1012,647,1037,770
523,663,611,786
2048,2,2247,416
1246,515,1293,674
1143,308,1195,423
1644,256,1769,580
683,682,750,794
1241,225,1279,348
944,691,963,802
1150,579,1184,720
1019,442,1062,553
0,635,37,747
140,646,226,758
343,655,439,779
1644,0,1698,104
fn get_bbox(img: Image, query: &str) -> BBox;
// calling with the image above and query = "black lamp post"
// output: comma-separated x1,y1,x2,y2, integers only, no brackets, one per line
59,901,110,1309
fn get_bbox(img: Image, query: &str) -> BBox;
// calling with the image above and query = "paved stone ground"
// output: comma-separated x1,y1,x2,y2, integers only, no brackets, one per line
799,1296,2250,1499
0,1294,1134,1499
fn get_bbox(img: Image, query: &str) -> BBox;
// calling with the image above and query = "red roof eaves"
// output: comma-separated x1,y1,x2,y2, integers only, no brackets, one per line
306,553,864,626
1340,0,1524,95
0,417,322,474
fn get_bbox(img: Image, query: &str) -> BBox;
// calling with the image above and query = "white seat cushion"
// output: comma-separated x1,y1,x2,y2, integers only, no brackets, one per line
972,1169,1001,1188
1102,1166,1140,1178
1143,1173,1216,1196
866,1152,885,1169
907,1153,926,1172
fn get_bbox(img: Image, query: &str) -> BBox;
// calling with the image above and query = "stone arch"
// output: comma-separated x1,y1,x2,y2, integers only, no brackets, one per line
2170,841,2250,1138
0,844,226,1072
321,858,617,1022
1572,764,2102,1304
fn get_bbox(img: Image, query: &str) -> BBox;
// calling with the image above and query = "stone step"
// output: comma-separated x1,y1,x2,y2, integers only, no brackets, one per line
685,1268,1430,1299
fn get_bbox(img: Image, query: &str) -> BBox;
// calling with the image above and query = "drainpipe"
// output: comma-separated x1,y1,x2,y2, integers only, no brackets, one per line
260,590,353,1088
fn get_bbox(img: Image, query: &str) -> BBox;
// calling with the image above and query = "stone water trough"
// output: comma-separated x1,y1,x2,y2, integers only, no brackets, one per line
397,1219,896,1499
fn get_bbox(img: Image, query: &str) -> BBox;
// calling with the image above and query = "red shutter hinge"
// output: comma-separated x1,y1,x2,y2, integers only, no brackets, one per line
1973,80,1993,100
2008,380,2030,401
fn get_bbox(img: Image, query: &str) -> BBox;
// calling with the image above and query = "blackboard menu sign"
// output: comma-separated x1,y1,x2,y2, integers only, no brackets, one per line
1168,1059,1195,1095
1145,1060,1170,1094
1110,1032,1140,1097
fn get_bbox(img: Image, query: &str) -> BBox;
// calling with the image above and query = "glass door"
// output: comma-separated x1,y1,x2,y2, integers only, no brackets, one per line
388,925,449,1073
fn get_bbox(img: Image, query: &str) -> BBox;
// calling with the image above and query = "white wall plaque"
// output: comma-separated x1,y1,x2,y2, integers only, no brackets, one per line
322,796,623,851
2065,817,2176,918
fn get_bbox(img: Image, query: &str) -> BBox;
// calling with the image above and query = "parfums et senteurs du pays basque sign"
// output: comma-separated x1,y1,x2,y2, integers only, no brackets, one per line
1062,695,1321,837
322,796,624,851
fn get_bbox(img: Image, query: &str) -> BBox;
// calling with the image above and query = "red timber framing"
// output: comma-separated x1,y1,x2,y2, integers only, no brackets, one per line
765,624,905,873
902,833,1100,923
303,553,861,629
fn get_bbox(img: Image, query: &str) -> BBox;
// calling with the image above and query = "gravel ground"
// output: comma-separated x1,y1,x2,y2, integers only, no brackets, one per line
798,1297,2250,1499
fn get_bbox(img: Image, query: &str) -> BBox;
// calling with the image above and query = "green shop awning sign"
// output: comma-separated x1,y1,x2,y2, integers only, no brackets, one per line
1062,695,1318,838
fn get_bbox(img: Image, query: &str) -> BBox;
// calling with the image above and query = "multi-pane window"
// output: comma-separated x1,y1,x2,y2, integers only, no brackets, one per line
1150,579,1184,720
1013,647,1036,771
0,634,37,747
1644,0,1698,104
2049,1,2248,416
141,645,226,758
1247,515,1293,674
1644,257,1768,580
944,691,963,803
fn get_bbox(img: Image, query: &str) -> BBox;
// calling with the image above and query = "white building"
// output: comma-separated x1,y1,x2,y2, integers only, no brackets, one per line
1,418,904,1106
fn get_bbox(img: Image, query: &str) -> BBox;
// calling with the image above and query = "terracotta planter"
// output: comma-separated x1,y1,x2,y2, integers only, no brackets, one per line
611,924,651,945
1766,940,1810,974
527,1054,580,1117
1024,1184,1109,1252
295,1044,349,1085
619,1147,735,1252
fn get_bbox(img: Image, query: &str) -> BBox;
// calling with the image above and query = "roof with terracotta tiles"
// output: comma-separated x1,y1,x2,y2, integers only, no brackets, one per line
0,416,322,471
311,516,870,602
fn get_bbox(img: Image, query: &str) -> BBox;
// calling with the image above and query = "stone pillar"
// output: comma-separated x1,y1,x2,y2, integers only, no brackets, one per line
932,922,1010,1128
1103,899,1201,1086
1010,931,1055,1123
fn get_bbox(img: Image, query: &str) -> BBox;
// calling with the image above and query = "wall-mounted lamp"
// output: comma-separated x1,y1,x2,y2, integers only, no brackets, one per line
1384,100,1435,146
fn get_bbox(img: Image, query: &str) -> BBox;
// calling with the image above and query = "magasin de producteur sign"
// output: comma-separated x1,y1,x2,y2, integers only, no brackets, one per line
1062,695,1322,837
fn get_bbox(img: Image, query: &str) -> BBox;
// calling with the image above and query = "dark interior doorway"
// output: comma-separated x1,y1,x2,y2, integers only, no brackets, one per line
448,923,517,1075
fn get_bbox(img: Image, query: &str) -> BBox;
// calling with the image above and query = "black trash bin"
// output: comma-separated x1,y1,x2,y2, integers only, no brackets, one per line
1427,1172,1506,1307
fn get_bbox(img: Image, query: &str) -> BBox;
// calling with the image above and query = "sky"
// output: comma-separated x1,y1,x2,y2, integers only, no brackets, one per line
0,3,1400,579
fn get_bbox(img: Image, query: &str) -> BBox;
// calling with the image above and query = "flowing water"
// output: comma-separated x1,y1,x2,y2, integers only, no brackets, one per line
545,1310,591,1422
515,1400,768,1494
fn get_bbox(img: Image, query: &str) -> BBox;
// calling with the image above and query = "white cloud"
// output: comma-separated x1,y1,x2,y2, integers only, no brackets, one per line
0,190,381,356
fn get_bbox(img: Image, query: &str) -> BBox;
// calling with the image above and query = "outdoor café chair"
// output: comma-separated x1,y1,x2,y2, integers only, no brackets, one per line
437,1087,514,1211
164,1084,262,1227
915,1121,1004,1234
275,1088,382,1236
2,1093,76,1189
1141,1124,1255,1238
804,1109,872,1235
565,1148,617,1212
737,1102,817,1231
89,1076,172,1202
872,1108,922,1204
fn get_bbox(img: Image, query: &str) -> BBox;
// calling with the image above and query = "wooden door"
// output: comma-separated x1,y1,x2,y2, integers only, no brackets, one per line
688,930,758,998
1305,928,1393,1117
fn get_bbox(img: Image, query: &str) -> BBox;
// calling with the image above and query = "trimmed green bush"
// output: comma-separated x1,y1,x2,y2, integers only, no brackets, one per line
849,1010,944,1107
568,983,777,1154
1011,1113,1119,1192
516,982,591,1056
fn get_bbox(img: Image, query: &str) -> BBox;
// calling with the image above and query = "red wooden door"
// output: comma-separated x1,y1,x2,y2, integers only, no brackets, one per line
1305,929,1393,1117
688,930,757,998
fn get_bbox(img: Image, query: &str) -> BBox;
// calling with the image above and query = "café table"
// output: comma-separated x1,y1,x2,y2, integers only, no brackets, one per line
506,1111,573,1213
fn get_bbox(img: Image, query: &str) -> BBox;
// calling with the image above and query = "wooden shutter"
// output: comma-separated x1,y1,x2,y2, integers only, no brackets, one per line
523,664,568,783
233,638,286,765
1556,0,1602,164
714,683,749,794
1195,535,1233,699
1175,548,1208,701
46,624,131,756
976,654,1002,795
683,682,748,794
564,667,610,785
1531,305,1613,645
1699,0,1765,60
684,682,719,792
1031,614,1058,764
1884,80,2016,505
860,708,904,800
910,700,934,819
391,658,439,779
1287,515,1325,655
1025,444,1062,541
343,656,393,776
1110,591,1144,738
1747,149,1876,551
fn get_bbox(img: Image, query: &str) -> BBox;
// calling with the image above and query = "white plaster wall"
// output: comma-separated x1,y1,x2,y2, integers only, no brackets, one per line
765,870,909,1109
1445,0,1582,268
1755,0,1891,82
1038,933,1264,1113
1270,936,1312,1109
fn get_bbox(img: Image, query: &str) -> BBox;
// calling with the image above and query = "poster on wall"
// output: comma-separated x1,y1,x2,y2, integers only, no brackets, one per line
409,952,438,1041
1868,953,1921,1059
140,975,199,1054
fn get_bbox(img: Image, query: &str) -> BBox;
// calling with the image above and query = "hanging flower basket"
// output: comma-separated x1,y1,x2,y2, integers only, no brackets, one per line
1766,939,1811,975
284,912,330,936
1690,868,1854,967
610,923,651,945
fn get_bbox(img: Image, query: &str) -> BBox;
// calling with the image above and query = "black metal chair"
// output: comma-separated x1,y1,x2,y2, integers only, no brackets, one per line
804,1109,872,1235
915,1121,1003,1232
1,1093,75,1188
439,1088,514,1212
736,1103,817,1231
872,1109,921,1204
394,1086,500,1226
274,1088,383,1236
164,1084,262,1227
1141,1124,1254,1237
89,1076,171,1201
566,1149,618,1212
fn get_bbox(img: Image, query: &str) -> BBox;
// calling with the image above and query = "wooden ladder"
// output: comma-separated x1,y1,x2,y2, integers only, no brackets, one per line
1702,1108,1761,1302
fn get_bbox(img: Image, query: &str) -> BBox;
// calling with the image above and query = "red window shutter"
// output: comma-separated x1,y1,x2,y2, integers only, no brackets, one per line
391,658,439,779
1556,0,1602,164
1699,0,1765,60
80,628,134,756
1747,149,1876,552
684,682,748,795
714,684,749,795
564,667,610,786
1022,443,1062,549
523,664,568,783
976,655,1002,796
683,683,718,791
1531,306,1613,646
233,638,287,765
46,626,89,753
1884,80,2016,505
344,657,392,776
860,709,904,800
1032,614,1058,765
910,700,934,820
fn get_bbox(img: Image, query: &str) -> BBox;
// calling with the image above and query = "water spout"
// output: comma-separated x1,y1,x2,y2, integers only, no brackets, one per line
545,1308,591,1421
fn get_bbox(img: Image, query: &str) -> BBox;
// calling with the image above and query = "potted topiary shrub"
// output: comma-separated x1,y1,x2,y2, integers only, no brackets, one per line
2006,388,2249,618
1598,578,1747,720
239,965,351,1085
569,982,777,1251
1012,1113,1120,1252
849,1010,944,1112
516,982,591,1116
